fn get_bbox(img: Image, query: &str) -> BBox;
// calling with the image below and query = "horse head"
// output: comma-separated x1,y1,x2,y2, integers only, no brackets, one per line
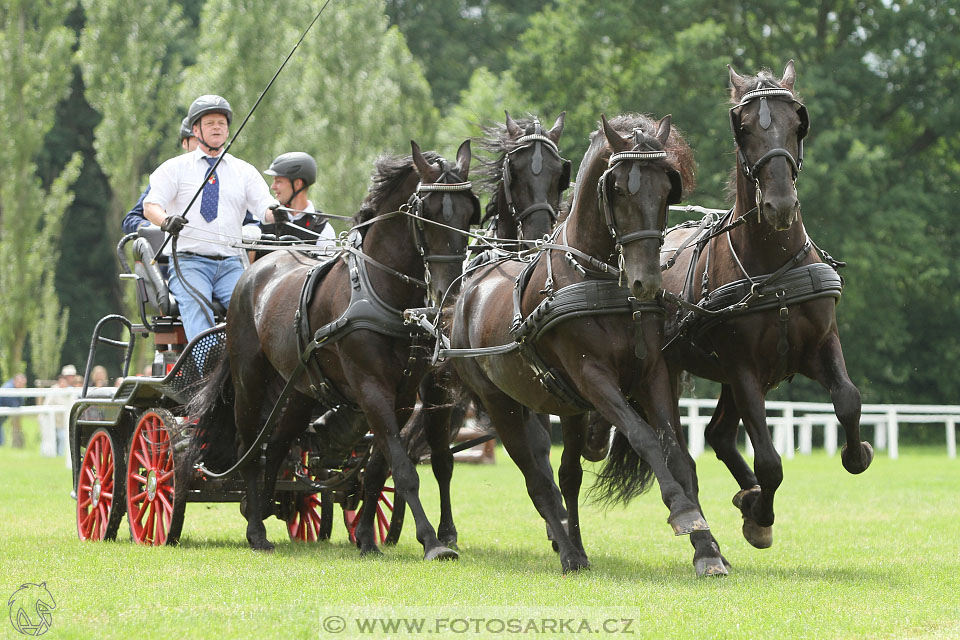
729,60,808,231
498,111,570,241
599,114,685,302
410,139,479,307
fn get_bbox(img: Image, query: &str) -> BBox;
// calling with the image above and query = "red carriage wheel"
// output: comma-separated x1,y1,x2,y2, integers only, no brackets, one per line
126,409,186,546
345,475,395,545
76,428,126,541
286,449,333,542
287,492,333,542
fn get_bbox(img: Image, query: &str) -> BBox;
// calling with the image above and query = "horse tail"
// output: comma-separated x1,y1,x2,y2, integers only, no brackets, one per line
400,360,467,461
185,352,236,472
588,430,655,507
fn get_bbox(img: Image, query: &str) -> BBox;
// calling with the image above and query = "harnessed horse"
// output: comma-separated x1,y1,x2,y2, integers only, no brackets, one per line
657,61,872,550
362,112,573,552
189,141,481,559
448,114,725,575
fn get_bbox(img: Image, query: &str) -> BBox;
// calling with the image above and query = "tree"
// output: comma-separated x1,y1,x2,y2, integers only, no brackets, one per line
77,0,188,249
0,1,82,380
180,0,437,225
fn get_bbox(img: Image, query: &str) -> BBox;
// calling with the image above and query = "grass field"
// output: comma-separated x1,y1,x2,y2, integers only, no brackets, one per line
1,442,958,639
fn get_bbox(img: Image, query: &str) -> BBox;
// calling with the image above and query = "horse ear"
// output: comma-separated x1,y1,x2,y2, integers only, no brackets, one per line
455,139,472,179
547,111,566,144
505,111,522,138
411,140,437,182
780,59,797,92
600,114,630,153
728,63,746,92
655,114,672,147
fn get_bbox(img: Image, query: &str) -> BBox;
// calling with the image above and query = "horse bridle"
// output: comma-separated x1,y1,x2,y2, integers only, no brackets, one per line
407,167,477,287
501,124,571,237
729,87,810,215
597,133,682,256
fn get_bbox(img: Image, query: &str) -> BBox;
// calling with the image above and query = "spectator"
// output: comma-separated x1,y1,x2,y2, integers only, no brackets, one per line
40,366,78,457
0,373,27,448
90,365,109,388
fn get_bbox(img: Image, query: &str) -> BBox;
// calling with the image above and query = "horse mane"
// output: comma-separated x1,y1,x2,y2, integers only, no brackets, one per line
354,151,442,224
581,113,697,199
474,115,547,195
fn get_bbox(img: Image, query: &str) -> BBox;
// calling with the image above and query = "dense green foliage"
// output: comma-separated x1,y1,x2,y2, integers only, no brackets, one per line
2,0,956,404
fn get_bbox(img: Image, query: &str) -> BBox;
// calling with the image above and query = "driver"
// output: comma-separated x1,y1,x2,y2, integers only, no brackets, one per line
142,94,279,341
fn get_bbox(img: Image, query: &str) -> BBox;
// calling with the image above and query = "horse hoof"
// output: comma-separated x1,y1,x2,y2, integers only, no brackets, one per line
250,540,274,552
440,539,460,552
359,545,384,557
561,555,589,574
741,517,773,549
732,485,761,510
669,510,710,536
424,546,459,561
841,441,874,474
694,556,729,577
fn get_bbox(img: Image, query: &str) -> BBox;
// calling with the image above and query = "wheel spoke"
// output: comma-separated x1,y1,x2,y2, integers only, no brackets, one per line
133,449,150,470
78,495,92,509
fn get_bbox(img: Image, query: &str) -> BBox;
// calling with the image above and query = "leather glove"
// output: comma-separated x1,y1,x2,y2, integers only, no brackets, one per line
160,215,187,235
269,202,288,224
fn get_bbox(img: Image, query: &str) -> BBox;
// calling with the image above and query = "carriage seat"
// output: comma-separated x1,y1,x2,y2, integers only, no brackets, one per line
131,226,226,318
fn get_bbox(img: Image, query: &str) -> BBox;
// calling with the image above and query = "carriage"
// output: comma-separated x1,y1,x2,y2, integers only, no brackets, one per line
69,226,397,546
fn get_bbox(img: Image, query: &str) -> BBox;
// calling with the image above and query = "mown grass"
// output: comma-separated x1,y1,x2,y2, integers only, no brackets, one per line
1,444,958,639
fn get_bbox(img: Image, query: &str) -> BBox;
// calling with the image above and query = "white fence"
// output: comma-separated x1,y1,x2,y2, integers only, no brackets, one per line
679,398,958,459
3,387,958,459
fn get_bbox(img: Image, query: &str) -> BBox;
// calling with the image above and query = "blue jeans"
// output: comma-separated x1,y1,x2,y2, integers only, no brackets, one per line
167,255,244,342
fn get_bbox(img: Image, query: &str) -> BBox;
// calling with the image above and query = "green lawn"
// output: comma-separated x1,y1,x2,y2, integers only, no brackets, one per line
1,445,958,639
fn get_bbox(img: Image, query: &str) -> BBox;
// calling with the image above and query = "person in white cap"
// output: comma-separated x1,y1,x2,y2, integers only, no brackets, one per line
39,366,79,457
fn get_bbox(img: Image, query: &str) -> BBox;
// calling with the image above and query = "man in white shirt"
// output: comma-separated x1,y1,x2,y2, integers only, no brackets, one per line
143,94,279,341
263,151,337,253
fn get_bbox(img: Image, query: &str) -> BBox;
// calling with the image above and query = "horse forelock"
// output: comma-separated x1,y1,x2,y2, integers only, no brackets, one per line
354,151,443,224
475,114,545,194
589,113,696,198
731,68,800,103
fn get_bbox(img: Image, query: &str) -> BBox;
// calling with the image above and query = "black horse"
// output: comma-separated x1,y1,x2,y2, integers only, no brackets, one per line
189,141,480,559
363,111,572,552
657,61,873,549
449,114,724,575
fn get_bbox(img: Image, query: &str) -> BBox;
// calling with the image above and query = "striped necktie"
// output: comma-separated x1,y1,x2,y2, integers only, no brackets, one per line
199,156,219,222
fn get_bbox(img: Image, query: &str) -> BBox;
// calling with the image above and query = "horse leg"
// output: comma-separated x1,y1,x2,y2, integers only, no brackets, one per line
356,384,457,561
355,446,389,556
704,385,759,489
229,349,277,551
524,411,568,552
805,334,873,474
558,414,587,559
259,392,316,532
419,373,459,549
636,380,727,577
579,366,703,535
728,374,780,549
483,392,587,572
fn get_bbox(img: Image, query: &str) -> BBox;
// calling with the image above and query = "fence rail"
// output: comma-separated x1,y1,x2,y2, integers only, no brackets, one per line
3,388,958,459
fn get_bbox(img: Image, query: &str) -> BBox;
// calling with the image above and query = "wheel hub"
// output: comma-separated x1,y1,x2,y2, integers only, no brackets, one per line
91,477,102,508
147,470,158,501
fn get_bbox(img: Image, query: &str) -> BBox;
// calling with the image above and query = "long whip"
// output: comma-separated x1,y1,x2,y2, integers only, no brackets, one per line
153,0,334,262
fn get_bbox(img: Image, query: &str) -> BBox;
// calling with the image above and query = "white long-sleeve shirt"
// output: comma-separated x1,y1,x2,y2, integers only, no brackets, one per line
144,149,277,257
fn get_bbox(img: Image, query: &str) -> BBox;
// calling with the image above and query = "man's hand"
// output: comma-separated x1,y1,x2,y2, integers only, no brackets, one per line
269,202,288,224
160,215,187,235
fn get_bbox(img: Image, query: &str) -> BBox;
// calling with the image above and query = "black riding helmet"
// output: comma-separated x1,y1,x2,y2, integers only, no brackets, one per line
187,94,232,128
179,116,193,144
188,95,232,151
264,152,317,187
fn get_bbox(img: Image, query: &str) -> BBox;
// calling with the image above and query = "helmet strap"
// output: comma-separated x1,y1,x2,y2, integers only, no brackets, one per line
196,121,225,153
